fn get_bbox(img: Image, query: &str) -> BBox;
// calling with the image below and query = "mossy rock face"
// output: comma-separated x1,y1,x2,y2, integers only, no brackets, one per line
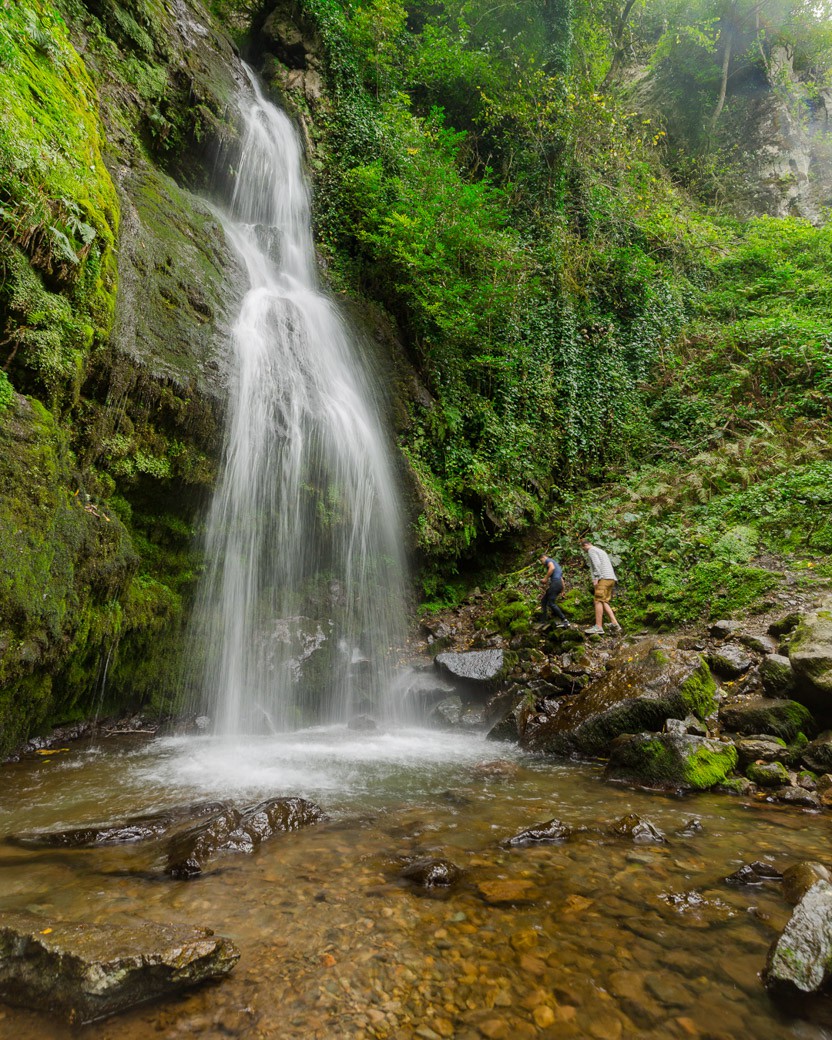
522,637,717,758
0,395,138,757
719,698,816,743
605,732,738,791
801,735,832,775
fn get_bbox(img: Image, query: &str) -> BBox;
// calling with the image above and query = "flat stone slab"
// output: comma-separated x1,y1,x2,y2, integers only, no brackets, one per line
0,911,239,1024
434,649,505,686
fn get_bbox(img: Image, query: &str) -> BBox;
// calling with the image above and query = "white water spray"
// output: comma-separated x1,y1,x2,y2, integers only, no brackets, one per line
190,72,405,735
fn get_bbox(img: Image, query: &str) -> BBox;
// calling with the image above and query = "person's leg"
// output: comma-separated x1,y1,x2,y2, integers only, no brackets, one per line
603,601,619,626
594,598,604,627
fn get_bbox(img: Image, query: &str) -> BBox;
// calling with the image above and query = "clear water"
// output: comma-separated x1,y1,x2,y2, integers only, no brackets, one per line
187,70,405,735
1,731,831,1039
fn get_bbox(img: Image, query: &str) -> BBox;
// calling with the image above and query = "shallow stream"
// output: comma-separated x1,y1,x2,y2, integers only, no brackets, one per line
0,728,830,1040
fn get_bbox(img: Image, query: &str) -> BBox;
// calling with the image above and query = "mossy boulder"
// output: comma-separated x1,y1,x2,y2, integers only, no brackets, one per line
605,732,738,791
788,600,832,720
760,654,796,697
719,698,816,743
746,760,791,788
522,638,717,758
765,880,832,995
801,735,832,774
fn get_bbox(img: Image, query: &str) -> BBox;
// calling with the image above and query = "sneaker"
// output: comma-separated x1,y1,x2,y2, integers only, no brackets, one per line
584,624,604,635
554,621,569,629
608,623,622,634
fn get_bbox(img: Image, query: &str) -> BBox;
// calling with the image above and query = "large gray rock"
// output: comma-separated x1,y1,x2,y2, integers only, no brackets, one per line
802,734,832,774
719,698,815,742
434,649,505,689
0,911,239,1023
789,600,832,718
522,639,716,758
765,880,832,994
605,732,738,791
707,644,754,679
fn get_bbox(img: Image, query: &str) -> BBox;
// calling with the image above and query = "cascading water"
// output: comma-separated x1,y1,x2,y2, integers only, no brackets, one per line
189,71,406,736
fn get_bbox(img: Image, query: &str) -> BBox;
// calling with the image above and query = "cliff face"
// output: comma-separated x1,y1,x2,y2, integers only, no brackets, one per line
0,0,248,754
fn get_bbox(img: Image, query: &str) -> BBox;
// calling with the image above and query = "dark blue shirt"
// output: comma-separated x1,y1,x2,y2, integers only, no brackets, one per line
543,557,562,584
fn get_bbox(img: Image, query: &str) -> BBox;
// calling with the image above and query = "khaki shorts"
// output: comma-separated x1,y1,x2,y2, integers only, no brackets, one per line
594,579,616,603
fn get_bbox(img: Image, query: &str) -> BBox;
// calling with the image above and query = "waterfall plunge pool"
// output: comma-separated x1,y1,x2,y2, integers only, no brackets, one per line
0,729,831,1039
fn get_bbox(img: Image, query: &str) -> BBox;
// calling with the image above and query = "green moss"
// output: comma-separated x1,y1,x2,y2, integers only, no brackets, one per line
678,659,717,719
746,760,790,787
608,733,738,790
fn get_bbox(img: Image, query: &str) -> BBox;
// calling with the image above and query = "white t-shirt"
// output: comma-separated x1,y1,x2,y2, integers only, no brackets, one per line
587,546,616,582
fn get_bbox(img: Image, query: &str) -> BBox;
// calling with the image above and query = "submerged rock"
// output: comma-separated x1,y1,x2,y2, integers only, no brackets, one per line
765,880,832,994
399,857,462,888
608,814,666,844
718,698,815,742
725,862,783,885
165,798,326,878
0,911,239,1023
522,639,716,758
501,818,572,848
7,801,230,849
605,732,738,791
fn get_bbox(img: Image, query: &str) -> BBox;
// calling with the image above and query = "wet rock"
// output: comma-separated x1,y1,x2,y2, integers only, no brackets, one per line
501,818,572,848
0,910,239,1024
773,786,822,809
608,814,666,844
399,858,462,888
347,714,377,732
429,696,463,728
801,734,832,773
739,633,778,655
765,879,832,994
470,760,521,781
523,639,716,758
707,644,754,679
7,801,230,849
789,599,832,718
718,698,815,742
165,798,325,878
605,732,738,791
760,654,796,697
746,761,791,787
710,620,741,640
783,862,832,904
735,735,787,769
434,650,505,688
725,861,783,885
676,818,703,837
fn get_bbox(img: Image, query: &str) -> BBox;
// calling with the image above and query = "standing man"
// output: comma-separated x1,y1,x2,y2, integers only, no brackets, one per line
539,554,570,627
580,538,621,635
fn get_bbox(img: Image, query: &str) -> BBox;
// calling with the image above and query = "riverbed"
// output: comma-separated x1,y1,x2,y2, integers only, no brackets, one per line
0,727,830,1039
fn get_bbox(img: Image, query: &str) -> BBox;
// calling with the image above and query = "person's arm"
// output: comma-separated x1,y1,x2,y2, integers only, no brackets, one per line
542,560,554,589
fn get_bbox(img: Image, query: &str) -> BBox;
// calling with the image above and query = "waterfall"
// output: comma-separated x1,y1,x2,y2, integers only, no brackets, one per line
189,71,406,736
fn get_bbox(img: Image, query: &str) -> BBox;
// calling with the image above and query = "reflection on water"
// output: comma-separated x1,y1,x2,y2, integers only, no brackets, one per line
0,728,831,1040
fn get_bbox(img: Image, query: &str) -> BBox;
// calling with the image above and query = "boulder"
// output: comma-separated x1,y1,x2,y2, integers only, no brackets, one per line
710,620,741,639
605,732,738,791
769,613,801,638
738,633,778,655
718,698,815,742
428,696,463,727
434,649,505,690
707,644,754,679
789,600,832,718
800,734,832,774
0,911,239,1023
501,818,572,848
735,735,787,769
165,798,326,878
774,786,822,809
760,654,796,697
783,862,832,905
522,639,716,758
746,761,791,788
765,880,832,994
